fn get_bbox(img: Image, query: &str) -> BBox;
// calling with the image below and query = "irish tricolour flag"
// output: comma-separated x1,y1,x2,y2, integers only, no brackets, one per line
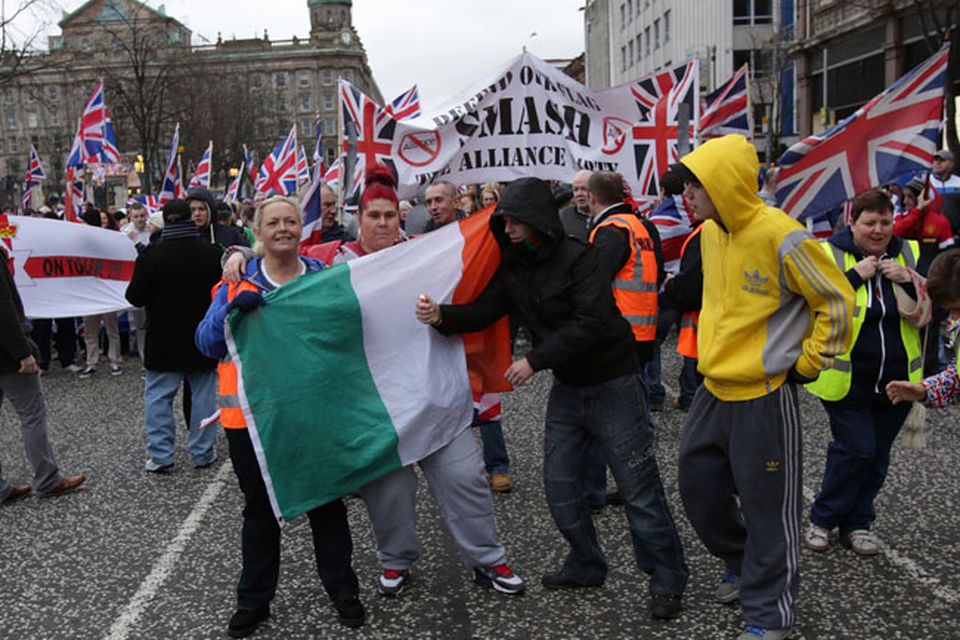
225,208,511,522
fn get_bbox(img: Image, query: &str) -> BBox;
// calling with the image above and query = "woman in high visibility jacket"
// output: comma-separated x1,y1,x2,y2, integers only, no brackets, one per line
804,190,930,557
195,196,365,636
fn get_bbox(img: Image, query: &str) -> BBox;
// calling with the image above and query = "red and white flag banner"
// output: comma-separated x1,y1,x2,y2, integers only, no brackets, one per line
0,214,135,318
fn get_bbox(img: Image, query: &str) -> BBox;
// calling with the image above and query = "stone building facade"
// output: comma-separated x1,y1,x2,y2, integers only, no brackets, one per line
0,0,381,203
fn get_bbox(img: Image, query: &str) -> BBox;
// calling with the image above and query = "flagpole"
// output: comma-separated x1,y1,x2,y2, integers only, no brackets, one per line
336,76,344,226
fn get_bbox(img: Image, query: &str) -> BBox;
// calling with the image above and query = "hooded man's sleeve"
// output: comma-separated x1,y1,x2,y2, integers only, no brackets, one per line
781,238,856,379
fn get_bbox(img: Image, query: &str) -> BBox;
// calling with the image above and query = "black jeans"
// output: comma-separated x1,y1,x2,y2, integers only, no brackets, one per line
30,318,77,370
225,428,359,609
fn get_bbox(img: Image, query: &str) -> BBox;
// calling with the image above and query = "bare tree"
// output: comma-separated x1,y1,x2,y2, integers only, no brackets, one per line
0,0,62,88
94,2,194,193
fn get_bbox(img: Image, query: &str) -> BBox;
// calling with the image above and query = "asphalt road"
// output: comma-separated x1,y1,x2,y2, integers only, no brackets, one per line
2,342,959,640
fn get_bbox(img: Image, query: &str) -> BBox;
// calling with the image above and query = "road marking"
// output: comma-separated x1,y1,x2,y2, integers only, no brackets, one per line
801,487,960,605
104,463,233,640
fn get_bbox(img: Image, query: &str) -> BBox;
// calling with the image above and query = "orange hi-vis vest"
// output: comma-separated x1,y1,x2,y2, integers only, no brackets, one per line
676,225,702,359
213,279,260,429
589,212,658,342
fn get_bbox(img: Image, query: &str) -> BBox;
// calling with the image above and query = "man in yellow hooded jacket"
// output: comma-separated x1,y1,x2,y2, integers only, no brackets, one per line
675,135,855,640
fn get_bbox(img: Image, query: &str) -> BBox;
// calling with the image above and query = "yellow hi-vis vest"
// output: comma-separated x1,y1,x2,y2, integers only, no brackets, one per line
805,239,923,401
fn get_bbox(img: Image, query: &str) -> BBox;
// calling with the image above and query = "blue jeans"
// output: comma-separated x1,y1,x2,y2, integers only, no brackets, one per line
476,419,510,474
543,373,688,594
144,368,218,466
810,393,911,534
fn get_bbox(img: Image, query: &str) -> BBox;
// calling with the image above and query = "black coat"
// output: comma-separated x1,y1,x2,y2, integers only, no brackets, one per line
0,257,38,375
436,178,638,387
125,230,223,372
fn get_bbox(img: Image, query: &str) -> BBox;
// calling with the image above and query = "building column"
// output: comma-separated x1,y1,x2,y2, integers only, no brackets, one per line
795,51,813,137
883,14,902,85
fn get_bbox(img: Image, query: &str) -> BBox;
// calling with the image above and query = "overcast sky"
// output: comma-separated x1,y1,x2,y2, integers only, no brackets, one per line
31,0,587,105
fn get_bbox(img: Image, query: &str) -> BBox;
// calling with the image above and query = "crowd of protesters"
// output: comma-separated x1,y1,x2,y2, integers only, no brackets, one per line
2,136,960,640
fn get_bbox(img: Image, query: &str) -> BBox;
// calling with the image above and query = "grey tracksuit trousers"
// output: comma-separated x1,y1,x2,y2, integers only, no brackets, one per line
359,427,506,571
678,383,802,631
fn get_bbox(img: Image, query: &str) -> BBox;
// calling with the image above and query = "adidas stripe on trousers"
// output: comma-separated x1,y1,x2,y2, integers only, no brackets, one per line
678,383,801,631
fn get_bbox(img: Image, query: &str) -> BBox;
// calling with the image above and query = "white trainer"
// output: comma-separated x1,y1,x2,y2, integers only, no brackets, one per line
803,523,831,552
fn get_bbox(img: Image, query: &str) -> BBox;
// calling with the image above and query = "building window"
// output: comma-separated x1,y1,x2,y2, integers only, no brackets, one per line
3,89,12,105
654,19,660,49
24,89,34,104
323,69,334,85
645,26,651,55
251,74,263,89
276,95,287,112
664,10,671,42
324,92,335,111
734,49,773,77
50,110,61,126
326,146,336,165
325,117,335,136
46,86,59,101
734,0,772,25
27,112,38,128
297,70,311,87
627,0,633,22
274,72,287,89
6,112,15,128
342,69,352,82
621,46,627,72
636,0,641,16
636,34,643,61
628,40,634,66
299,93,311,111
620,3,626,27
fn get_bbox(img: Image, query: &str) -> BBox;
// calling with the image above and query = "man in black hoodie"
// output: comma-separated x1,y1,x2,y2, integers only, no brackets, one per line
126,199,224,472
186,187,248,250
416,178,688,620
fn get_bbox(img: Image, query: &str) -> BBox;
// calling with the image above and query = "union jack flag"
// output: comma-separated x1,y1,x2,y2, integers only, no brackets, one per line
80,80,120,164
243,144,258,184
630,60,699,200
384,84,422,121
700,64,751,140
300,173,326,248
256,126,298,195
64,166,85,223
312,113,325,181
25,144,46,184
158,123,183,207
226,162,244,203
322,156,341,191
66,119,85,169
297,144,310,185
188,141,213,189
776,44,948,221
129,194,159,213
340,79,397,200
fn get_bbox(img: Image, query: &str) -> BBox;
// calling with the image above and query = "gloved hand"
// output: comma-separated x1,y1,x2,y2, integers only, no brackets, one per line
226,291,264,314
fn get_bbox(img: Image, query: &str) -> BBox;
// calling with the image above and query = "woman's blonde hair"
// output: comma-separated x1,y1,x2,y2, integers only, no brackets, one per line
252,196,303,256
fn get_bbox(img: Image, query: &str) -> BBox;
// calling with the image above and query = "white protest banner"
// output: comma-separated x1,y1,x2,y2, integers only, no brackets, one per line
340,52,698,204
0,215,136,318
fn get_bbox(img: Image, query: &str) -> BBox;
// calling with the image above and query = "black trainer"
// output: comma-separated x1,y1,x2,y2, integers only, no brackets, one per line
540,571,604,590
228,605,270,638
649,593,683,620
334,597,365,628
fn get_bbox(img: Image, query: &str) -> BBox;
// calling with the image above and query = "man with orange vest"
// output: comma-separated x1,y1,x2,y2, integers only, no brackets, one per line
580,171,665,513
664,224,704,411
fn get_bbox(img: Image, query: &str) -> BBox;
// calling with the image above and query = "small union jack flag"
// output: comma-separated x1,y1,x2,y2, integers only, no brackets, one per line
64,166,85,223
129,194,159,213
66,119,85,169
384,84,422,121
80,80,120,164
226,162,244,203
630,60,699,200
158,123,183,207
188,141,213,189
297,144,310,185
25,144,46,184
700,64,751,140
340,79,397,199
243,144,258,184
256,126,298,196
776,43,948,221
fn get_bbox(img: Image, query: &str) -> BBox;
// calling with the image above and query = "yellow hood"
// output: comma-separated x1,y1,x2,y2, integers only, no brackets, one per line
680,135,765,233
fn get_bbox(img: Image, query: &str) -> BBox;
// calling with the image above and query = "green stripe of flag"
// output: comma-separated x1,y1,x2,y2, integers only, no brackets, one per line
227,264,401,520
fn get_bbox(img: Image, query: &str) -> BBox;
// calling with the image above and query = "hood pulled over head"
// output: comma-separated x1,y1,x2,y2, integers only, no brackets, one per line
680,134,765,232
490,177,564,259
